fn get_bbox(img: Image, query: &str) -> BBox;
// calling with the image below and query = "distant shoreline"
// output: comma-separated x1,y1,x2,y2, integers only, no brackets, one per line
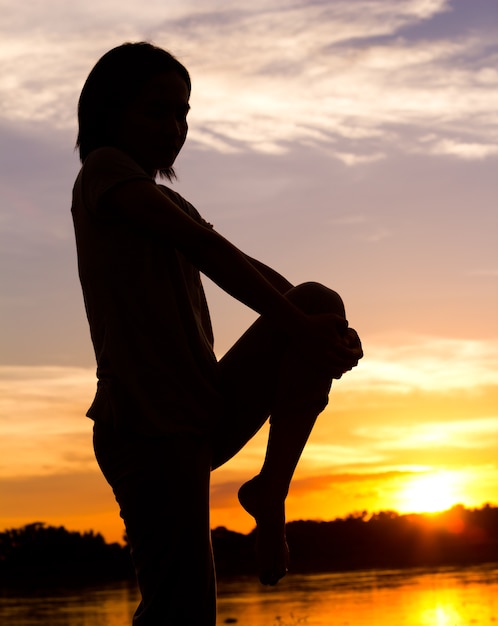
2,504,498,586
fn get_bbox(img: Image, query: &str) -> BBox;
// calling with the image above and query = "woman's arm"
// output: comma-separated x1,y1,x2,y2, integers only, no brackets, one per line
103,178,360,373
243,256,294,294
104,180,293,319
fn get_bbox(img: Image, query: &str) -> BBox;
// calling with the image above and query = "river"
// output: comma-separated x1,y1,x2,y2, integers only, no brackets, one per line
1,564,497,625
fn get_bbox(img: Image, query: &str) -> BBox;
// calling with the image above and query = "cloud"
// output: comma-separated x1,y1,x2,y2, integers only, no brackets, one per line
290,469,414,494
429,138,498,159
1,332,496,480
0,366,95,477
354,417,498,450
341,336,498,393
154,0,498,158
0,0,496,162
0,471,109,516
1,355,496,536
335,152,386,166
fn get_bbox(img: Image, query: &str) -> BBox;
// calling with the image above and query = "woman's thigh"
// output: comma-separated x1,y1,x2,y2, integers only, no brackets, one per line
211,282,345,469
212,316,283,469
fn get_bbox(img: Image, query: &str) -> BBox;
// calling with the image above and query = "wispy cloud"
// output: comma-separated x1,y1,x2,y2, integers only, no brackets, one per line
354,417,498,450
1,337,497,536
0,0,496,161
428,138,498,159
0,366,94,477
343,336,498,392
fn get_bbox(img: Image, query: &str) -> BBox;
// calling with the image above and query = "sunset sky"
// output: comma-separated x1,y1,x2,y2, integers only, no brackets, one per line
1,0,497,544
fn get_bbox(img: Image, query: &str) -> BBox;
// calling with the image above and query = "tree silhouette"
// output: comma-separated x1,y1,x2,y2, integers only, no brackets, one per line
0,522,133,584
1,505,498,585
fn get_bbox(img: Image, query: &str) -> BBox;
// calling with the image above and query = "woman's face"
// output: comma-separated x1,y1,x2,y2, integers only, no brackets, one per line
117,71,190,175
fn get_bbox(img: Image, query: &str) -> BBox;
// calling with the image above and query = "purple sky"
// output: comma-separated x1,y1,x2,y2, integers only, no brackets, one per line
1,0,497,540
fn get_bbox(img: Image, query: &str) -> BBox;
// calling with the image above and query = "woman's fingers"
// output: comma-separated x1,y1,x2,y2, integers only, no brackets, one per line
293,314,363,379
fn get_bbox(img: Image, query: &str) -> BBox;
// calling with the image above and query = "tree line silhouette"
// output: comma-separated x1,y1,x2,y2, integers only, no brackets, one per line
0,522,134,584
1,504,497,584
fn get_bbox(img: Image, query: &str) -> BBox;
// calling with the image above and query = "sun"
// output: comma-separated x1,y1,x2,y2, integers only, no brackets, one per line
396,471,461,514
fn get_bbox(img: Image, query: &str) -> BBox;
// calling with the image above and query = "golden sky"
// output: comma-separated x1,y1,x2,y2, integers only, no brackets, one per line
0,0,497,544
1,336,496,543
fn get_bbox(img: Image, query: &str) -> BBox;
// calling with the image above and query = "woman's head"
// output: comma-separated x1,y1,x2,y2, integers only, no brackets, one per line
76,42,191,179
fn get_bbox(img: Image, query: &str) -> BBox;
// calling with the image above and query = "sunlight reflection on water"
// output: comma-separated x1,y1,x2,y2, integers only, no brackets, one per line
0,583,138,626
1,564,497,625
217,566,498,625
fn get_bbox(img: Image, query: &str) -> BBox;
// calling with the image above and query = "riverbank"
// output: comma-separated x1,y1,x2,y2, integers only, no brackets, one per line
2,504,498,585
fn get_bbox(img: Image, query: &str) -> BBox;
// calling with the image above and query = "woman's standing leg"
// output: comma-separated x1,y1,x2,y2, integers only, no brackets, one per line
94,424,216,626
213,282,350,585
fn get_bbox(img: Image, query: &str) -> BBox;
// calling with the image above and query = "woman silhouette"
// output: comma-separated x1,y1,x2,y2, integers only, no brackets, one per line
72,41,362,625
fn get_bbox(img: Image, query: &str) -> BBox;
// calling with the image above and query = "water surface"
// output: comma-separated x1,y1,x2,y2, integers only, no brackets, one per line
1,564,497,625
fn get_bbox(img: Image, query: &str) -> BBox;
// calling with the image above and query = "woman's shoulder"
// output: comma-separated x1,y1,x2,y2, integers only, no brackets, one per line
76,148,153,215
157,184,213,228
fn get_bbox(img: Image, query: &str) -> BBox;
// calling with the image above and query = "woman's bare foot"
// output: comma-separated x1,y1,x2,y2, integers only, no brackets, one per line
238,475,290,585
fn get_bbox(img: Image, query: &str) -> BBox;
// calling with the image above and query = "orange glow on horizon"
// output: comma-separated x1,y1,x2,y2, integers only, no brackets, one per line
1,363,497,544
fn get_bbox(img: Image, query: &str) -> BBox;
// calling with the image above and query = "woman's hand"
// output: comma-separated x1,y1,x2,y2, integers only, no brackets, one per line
339,327,363,377
293,313,363,379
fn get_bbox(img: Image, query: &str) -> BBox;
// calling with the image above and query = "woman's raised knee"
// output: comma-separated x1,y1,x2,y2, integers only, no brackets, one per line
286,282,346,318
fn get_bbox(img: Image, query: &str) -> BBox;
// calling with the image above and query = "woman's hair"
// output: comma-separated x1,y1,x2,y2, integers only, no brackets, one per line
76,42,191,179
